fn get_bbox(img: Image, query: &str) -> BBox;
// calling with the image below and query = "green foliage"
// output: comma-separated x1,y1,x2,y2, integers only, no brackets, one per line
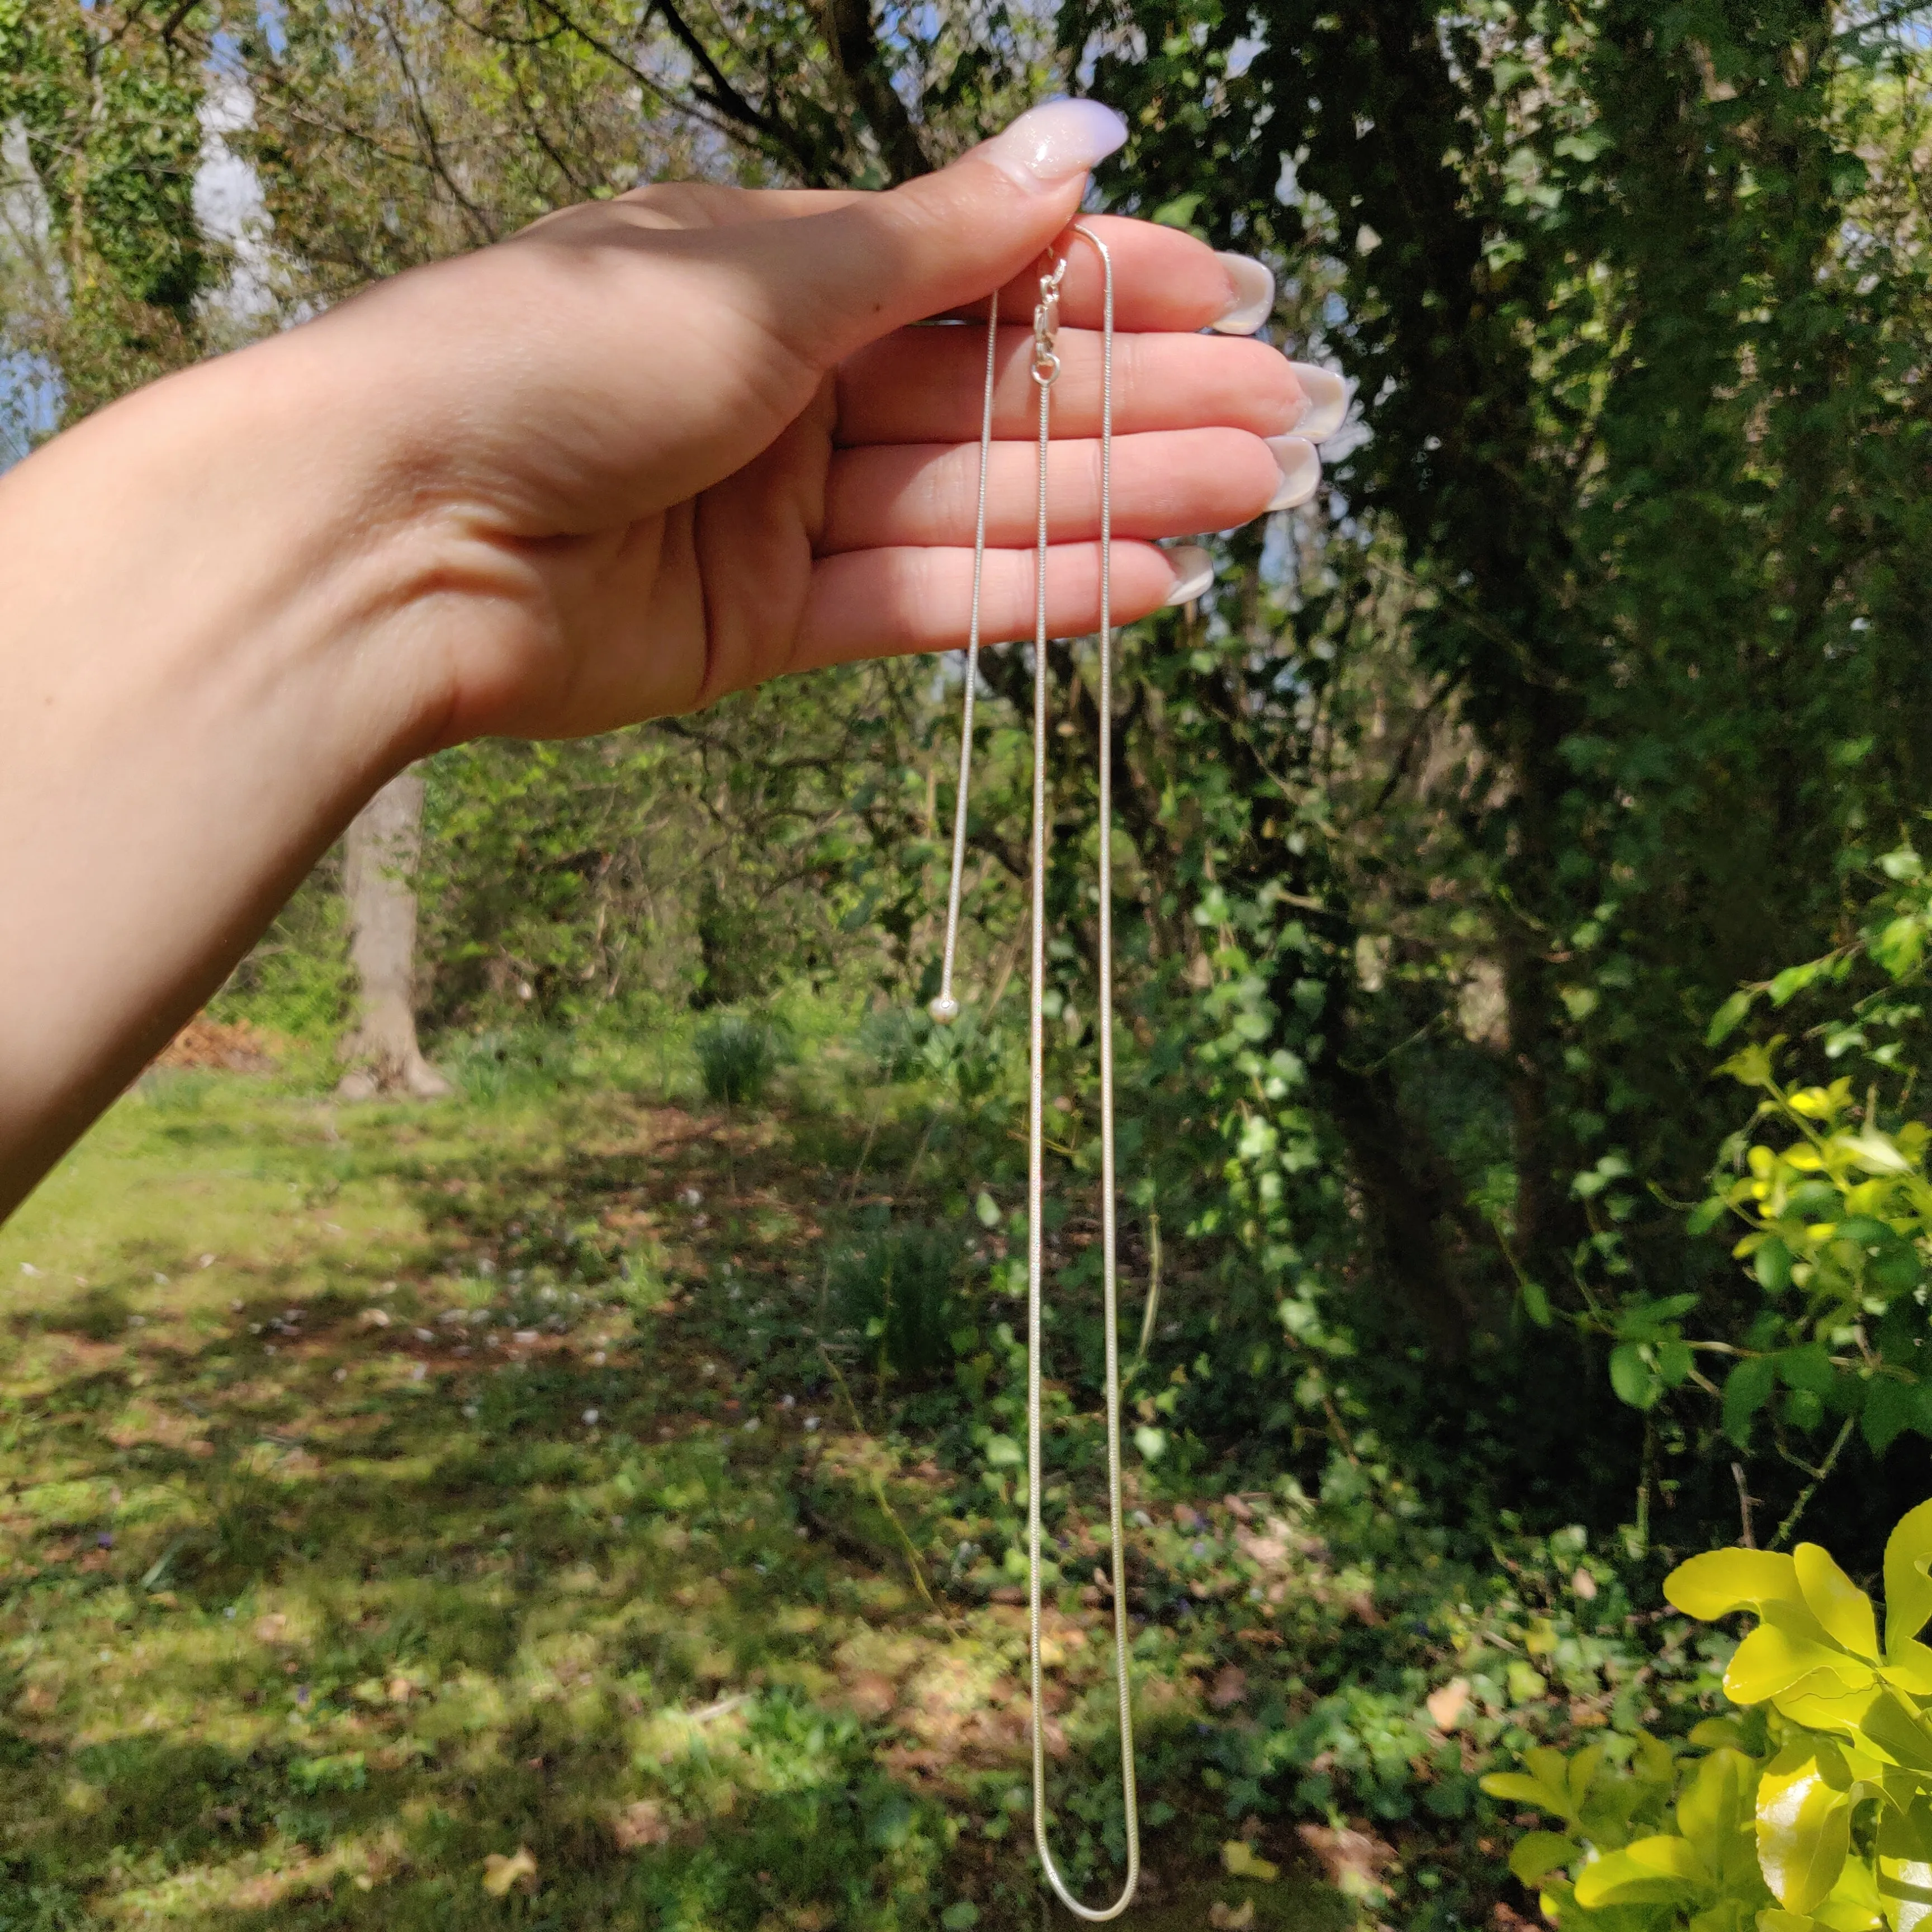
694,1014,782,1107
830,1223,962,1386
1490,1502,1932,1932
0,0,214,417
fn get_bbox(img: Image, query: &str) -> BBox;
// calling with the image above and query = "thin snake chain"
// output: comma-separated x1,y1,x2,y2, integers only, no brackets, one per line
927,221,1139,1921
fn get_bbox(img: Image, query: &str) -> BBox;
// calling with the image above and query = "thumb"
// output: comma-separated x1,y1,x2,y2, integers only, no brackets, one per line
743,100,1130,367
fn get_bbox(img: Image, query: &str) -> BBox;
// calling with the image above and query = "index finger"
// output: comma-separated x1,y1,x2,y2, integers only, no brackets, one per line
954,213,1258,333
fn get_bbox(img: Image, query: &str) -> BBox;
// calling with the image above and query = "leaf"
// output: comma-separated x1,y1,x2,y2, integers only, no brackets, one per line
1133,1425,1167,1463
1795,1545,1880,1659
1726,1625,1871,1706
1666,1548,1803,1621
983,1434,1022,1467
1480,1771,1569,1818
1572,1834,1703,1907
1771,962,1826,1007
1509,1834,1579,1886
1222,1841,1279,1882
1758,1238,1796,1293
1709,989,1757,1047
1678,1746,1757,1862
1756,1757,1852,1913
1887,1501,1932,1655
1857,1688,1932,1772
1690,1196,1731,1237
1864,1377,1918,1456
1611,1342,1663,1410
1521,1281,1553,1328
481,1846,537,1897
1726,1358,1779,1448
1844,1133,1911,1176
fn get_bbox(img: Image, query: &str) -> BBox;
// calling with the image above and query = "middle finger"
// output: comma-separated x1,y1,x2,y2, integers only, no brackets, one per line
836,325,1307,447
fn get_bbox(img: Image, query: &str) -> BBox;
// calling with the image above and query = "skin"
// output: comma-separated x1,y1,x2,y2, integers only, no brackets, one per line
0,123,1313,1221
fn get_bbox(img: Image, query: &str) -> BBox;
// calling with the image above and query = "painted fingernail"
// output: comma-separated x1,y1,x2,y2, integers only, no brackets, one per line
1211,253,1275,334
981,99,1128,190
1162,544,1215,607
1287,361,1349,441
1266,436,1322,511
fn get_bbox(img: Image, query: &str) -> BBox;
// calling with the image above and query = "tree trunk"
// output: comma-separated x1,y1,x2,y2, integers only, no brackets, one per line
338,769,450,1100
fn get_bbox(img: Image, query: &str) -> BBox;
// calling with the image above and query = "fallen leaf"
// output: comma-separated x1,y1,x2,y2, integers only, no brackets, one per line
1209,1665,1248,1710
481,1847,537,1897
1210,1903,1257,1930
253,1614,288,1645
1223,1841,1279,1882
1297,1824,1398,1902
612,1801,671,1850
1426,1677,1470,1731
1571,1566,1598,1601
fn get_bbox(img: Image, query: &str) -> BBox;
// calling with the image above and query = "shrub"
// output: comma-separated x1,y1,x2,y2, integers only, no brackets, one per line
694,1015,780,1106
830,1224,962,1385
1488,1498,1932,1932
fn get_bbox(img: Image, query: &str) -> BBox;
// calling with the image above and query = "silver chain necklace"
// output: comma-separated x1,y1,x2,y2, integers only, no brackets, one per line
929,221,1139,1922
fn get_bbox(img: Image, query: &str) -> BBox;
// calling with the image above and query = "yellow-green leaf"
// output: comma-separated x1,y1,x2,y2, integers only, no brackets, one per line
1815,1852,1884,1932
1480,1772,1568,1817
1573,1834,1704,1908
1669,1549,1805,1622
1221,1841,1279,1883
1857,1690,1932,1774
1797,1545,1881,1660
1729,1626,1873,1706
1759,1912,1820,1932
1776,1676,1881,1739
1509,1833,1579,1886
1880,1642,1932,1697
1758,1756,1853,1913
1887,1503,1932,1656
1679,1746,1758,1862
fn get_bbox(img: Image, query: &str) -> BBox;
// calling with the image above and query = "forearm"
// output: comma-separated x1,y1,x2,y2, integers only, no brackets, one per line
0,333,449,1217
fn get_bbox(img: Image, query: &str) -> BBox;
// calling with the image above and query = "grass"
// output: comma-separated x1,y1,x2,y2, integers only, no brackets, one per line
0,1068,1354,1930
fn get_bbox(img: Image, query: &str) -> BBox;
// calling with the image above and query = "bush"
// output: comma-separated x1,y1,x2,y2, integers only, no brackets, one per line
694,1015,780,1106
1489,1498,1932,1932
830,1224,962,1385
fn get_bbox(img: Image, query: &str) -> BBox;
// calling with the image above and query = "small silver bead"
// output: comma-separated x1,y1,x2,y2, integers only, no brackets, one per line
927,994,960,1026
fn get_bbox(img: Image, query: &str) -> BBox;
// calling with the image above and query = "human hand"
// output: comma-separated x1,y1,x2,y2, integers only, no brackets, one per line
278,98,1343,744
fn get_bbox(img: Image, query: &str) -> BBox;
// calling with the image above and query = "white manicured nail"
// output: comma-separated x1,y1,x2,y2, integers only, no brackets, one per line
1211,253,1275,334
1287,361,1348,440
1266,436,1322,510
1162,544,1214,606
981,100,1128,190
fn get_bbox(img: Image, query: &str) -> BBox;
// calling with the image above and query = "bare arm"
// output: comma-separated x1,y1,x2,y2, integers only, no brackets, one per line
0,101,1334,1218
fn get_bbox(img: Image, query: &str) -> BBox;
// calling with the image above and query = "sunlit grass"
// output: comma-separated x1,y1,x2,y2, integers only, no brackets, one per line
0,1073,1348,1928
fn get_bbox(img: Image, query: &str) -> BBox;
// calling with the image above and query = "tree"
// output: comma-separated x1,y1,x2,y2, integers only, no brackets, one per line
337,771,452,1098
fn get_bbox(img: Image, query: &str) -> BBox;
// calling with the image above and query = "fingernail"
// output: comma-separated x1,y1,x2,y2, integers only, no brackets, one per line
1211,253,1275,334
1162,544,1214,607
981,99,1128,191
1287,361,1348,441
1266,436,1322,511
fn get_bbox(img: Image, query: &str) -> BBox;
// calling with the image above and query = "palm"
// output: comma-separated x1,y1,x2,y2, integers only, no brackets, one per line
376,196,1313,747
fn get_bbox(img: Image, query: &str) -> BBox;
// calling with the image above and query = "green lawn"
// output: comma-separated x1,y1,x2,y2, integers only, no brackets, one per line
0,1070,1352,1929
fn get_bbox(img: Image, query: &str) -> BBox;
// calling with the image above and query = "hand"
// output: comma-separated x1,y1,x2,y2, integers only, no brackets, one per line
283,98,1340,742
0,97,1349,1213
